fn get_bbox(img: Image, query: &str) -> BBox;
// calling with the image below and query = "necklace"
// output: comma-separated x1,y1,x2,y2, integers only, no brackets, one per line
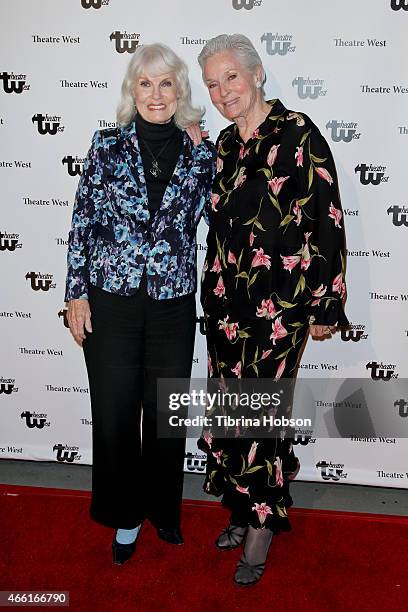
141,138,172,178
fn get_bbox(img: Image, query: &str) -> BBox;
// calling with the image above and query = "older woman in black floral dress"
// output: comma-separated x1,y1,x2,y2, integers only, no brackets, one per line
197,34,348,586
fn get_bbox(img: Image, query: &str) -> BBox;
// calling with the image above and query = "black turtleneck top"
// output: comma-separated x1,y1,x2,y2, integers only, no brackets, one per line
135,113,183,214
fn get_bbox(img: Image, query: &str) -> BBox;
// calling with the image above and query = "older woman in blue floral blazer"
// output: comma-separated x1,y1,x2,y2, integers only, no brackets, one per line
65,43,215,565
65,124,214,302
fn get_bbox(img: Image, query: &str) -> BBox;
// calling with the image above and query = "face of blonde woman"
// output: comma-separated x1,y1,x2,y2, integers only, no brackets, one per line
203,50,260,122
133,71,178,124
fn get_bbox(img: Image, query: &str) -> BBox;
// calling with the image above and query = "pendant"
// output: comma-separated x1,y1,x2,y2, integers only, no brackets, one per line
149,161,161,177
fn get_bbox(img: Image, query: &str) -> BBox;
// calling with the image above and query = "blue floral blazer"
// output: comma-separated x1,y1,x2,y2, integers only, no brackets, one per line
65,123,216,301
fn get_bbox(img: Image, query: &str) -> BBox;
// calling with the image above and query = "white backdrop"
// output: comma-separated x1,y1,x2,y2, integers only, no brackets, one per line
1,0,407,488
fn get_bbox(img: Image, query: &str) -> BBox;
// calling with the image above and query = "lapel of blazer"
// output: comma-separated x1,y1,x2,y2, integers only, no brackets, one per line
119,122,149,205
159,131,194,213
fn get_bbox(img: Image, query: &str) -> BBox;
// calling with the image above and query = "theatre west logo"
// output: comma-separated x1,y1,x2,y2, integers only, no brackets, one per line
0,377,18,395
292,77,327,100
261,33,295,56
25,272,56,292
232,0,262,9
58,309,69,328
110,31,140,53
388,205,408,227
32,114,64,135
394,398,408,418
354,163,389,185
184,451,206,473
0,72,30,94
81,0,109,8
293,431,316,445
196,316,206,336
326,120,361,143
180,36,209,46
62,155,84,177
366,361,397,380
98,119,117,129
0,232,22,252
391,0,408,10
53,443,81,463
21,411,50,429
316,460,347,481
340,323,368,342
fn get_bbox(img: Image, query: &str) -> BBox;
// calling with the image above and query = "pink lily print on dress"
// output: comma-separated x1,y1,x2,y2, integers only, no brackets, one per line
252,502,273,526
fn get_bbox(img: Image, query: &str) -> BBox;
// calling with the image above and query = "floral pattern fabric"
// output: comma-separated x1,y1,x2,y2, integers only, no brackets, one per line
65,124,216,301
198,99,349,531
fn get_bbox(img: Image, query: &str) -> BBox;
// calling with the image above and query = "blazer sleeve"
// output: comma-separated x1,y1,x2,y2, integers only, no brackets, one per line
64,130,106,301
194,140,217,227
297,125,349,326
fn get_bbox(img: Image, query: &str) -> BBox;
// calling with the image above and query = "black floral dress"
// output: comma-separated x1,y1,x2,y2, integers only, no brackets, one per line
198,99,349,532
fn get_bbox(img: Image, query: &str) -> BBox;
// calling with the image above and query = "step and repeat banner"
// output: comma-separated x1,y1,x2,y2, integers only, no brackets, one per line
1,0,407,488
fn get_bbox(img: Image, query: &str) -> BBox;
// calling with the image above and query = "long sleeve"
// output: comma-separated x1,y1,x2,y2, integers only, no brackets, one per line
195,140,217,227
64,131,106,301
297,126,349,326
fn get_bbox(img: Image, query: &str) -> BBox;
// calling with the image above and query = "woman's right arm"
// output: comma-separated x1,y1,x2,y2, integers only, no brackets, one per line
202,133,221,226
65,130,106,345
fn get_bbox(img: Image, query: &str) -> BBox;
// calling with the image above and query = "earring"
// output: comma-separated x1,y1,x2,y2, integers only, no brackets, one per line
256,81,262,89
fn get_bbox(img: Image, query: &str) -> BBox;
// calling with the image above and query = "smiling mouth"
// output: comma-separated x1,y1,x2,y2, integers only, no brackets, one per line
148,104,166,110
224,99,239,108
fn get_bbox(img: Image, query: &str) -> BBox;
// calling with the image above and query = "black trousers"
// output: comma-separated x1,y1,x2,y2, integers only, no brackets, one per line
83,279,196,529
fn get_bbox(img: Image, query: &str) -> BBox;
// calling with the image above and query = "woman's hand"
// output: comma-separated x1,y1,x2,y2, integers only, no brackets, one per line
67,299,92,346
186,123,208,146
309,324,336,339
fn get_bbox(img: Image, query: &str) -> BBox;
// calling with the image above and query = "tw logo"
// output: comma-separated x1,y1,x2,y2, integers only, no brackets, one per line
0,72,29,94
21,411,48,429
81,0,109,8
292,77,326,100
261,33,295,56
366,361,396,381
355,164,388,185
341,330,365,342
184,452,206,472
316,461,346,481
326,120,360,143
62,156,83,177
387,206,408,227
0,232,21,252
394,399,408,417
232,0,262,9
196,316,207,336
292,434,311,445
391,0,408,10
0,382,15,395
32,114,63,135
53,444,79,463
110,31,139,54
25,272,55,292
58,309,69,328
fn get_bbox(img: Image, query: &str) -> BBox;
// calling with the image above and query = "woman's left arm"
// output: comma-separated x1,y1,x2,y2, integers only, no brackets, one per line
297,126,349,333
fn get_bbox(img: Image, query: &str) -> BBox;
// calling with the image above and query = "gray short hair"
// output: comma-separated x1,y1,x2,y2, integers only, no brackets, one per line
198,33,266,90
117,42,204,129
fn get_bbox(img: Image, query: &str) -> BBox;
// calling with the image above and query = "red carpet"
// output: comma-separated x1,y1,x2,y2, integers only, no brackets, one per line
0,484,407,612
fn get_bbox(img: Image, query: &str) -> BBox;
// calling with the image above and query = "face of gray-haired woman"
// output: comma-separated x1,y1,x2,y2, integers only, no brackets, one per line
133,70,178,124
203,50,260,122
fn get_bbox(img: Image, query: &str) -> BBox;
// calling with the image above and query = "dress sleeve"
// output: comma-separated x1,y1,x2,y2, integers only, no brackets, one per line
64,131,105,302
297,126,349,326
